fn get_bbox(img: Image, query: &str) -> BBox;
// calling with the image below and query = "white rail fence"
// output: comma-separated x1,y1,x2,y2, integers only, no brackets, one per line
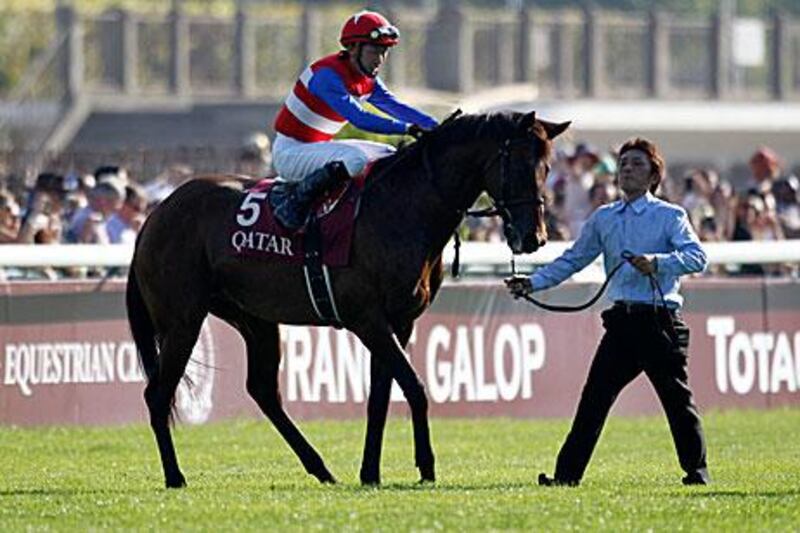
0,241,798,273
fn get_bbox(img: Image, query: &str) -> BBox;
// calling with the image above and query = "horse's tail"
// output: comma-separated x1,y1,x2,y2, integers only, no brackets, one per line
126,264,158,383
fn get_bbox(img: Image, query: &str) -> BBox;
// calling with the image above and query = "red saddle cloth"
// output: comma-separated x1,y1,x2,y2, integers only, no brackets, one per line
229,175,365,267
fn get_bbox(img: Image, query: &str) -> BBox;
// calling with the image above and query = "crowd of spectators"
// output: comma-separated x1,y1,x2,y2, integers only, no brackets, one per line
465,142,800,276
0,132,273,281
1,136,798,280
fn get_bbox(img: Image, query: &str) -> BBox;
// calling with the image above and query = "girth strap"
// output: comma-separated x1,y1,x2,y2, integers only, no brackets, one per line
302,214,343,328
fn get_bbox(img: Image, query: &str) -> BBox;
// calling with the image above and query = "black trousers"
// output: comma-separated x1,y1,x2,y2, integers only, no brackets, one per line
553,304,709,482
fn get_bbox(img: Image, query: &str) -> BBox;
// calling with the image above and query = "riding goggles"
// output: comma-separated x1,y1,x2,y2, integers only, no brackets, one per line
369,25,400,40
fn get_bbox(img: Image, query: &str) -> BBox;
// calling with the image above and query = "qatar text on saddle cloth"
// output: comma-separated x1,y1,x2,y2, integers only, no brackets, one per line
229,176,365,266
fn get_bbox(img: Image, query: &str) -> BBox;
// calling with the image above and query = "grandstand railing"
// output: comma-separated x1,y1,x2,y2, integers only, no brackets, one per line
1,241,798,275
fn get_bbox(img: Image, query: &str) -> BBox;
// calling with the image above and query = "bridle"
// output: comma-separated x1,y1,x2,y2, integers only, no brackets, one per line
439,135,547,277
465,137,547,252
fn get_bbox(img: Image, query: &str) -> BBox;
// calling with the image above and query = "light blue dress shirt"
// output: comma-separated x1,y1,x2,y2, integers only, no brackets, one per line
530,192,708,309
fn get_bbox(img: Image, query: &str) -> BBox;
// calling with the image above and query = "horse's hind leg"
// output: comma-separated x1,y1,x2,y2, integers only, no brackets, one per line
360,322,413,486
145,319,204,488
241,317,336,484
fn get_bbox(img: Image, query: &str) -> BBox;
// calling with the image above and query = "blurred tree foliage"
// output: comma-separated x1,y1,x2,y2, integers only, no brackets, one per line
0,10,54,98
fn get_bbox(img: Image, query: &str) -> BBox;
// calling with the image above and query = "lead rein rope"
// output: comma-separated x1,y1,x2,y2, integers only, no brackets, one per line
514,251,673,319
514,259,627,312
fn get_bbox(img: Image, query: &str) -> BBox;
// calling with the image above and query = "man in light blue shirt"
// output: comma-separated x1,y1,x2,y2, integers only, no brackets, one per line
507,137,710,486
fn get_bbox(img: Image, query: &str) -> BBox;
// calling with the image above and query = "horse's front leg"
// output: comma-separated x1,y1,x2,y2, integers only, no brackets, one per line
360,322,414,485
354,320,435,484
360,357,392,485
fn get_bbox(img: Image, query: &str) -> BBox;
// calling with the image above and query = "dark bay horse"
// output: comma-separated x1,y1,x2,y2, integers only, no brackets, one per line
126,111,569,488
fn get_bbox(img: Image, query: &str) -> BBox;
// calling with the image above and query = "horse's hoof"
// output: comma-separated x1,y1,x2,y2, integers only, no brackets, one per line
316,471,337,485
418,464,435,483
359,469,380,486
165,475,187,489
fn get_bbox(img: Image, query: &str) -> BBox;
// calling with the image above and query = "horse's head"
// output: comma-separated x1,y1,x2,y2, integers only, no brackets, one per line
482,112,570,254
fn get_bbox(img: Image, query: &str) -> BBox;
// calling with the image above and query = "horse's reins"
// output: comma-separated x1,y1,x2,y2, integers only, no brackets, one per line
359,108,466,197
510,251,635,312
405,119,675,332
358,110,543,273
512,249,679,352
351,113,674,331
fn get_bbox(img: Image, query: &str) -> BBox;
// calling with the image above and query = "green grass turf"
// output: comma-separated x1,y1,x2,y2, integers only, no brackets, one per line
1,409,799,531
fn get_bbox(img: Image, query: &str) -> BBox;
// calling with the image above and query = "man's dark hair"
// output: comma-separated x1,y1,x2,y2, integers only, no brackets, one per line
34,172,66,195
618,137,665,194
94,165,121,180
124,183,147,210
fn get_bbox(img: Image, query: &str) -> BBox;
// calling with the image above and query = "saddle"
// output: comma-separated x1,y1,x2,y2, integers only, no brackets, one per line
230,170,371,327
231,176,363,265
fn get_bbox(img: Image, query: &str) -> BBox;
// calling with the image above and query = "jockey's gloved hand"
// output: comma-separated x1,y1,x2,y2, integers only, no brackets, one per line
406,123,429,140
504,275,533,299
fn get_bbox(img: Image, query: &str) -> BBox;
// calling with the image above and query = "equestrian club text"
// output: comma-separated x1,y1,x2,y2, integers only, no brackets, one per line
4,341,143,396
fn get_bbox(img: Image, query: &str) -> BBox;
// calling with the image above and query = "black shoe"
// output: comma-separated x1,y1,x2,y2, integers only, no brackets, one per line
538,473,579,487
682,472,709,486
269,181,307,231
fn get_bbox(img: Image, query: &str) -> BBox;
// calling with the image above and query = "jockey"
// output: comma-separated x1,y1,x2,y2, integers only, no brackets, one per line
269,10,438,230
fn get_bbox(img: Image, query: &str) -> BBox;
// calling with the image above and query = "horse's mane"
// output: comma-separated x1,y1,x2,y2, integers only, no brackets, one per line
368,111,551,180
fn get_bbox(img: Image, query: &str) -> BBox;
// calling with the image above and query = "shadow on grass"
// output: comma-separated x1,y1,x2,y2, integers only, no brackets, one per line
676,489,800,499
192,479,538,494
344,480,535,493
0,487,145,497
0,478,539,497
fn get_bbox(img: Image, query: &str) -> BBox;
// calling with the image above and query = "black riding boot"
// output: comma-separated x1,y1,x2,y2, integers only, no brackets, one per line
270,161,350,230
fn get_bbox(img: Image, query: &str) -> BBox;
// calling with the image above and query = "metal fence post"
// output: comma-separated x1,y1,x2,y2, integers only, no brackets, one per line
517,8,535,83
234,6,255,97
301,7,321,68
425,2,473,93
495,16,515,85
710,8,731,99
384,7,406,87
169,5,189,96
583,7,604,98
56,5,84,105
554,12,574,96
120,9,138,94
648,10,669,98
771,12,790,100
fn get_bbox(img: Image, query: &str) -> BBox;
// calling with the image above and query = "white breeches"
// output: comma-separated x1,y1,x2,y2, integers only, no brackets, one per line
272,134,396,182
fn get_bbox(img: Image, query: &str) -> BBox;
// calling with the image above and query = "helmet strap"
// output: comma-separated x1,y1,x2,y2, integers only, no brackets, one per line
354,43,378,78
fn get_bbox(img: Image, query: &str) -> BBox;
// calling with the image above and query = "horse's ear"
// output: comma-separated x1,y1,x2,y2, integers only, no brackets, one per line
520,111,537,130
538,120,571,140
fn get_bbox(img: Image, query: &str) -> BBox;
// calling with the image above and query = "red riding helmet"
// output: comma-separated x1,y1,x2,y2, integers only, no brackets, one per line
340,10,400,47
